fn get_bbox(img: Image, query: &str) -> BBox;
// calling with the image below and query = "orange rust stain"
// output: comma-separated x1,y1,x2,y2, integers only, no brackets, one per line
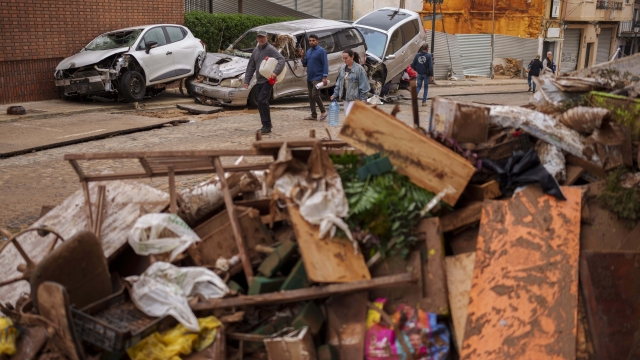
461,186,581,359
422,0,545,38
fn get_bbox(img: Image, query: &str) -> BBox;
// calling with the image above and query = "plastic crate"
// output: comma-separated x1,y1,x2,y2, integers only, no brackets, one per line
71,282,176,353
475,134,533,161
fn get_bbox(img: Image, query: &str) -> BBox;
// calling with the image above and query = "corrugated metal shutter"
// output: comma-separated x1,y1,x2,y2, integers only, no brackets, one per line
596,28,612,64
267,0,348,19
205,0,316,18
494,35,539,60
269,0,296,8
457,34,492,77
185,0,209,12
425,30,465,79
560,29,581,73
298,1,322,17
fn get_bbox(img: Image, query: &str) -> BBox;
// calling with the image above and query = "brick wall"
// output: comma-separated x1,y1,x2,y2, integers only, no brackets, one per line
0,0,184,104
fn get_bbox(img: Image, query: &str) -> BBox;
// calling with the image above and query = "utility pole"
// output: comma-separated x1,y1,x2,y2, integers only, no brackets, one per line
431,0,436,57
490,0,495,78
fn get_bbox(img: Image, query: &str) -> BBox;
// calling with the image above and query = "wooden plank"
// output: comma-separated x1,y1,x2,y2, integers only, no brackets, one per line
191,273,416,311
138,157,153,176
326,292,368,360
213,157,254,282
580,251,640,360
168,166,177,214
286,200,371,283
82,163,272,182
418,217,449,314
81,181,94,231
339,101,476,205
461,186,581,359
440,202,483,233
565,165,585,185
445,252,476,352
64,149,270,160
617,222,640,251
67,159,86,181
252,139,348,149
566,154,607,180
0,181,169,305
463,180,501,201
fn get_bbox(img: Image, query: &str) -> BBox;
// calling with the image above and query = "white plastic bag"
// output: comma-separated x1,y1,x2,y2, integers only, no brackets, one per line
128,213,200,261
126,262,229,332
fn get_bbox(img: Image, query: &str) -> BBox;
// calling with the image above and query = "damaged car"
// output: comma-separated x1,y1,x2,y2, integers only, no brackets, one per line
186,19,367,107
55,25,206,101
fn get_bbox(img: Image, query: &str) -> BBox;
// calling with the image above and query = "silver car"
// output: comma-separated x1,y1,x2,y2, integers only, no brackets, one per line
354,7,426,89
187,19,367,107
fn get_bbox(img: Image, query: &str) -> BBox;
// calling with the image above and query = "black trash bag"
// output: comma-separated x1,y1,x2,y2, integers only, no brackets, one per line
482,148,566,200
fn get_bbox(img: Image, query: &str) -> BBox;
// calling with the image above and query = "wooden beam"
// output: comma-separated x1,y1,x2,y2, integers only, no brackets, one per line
139,157,153,177
94,185,106,239
191,273,416,311
463,180,501,201
82,163,272,182
64,149,271,160
252,139,348,150
339,101,475,205
213,157,254,282
68,159,86,181
565,154,607,180
565,165,585,185
440,202,484,233
168,167,177,214
81,181,94,231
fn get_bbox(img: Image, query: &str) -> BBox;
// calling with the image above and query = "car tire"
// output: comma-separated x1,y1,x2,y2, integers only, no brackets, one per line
119,70,146,102
371,72,384,95
248,85,271,108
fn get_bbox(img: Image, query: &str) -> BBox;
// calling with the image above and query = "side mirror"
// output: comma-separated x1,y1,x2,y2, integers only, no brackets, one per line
385,54,396,61
145,41,158,54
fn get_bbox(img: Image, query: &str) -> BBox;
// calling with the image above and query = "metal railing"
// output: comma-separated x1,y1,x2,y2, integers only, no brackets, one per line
596,0,623,10
619,20,635,32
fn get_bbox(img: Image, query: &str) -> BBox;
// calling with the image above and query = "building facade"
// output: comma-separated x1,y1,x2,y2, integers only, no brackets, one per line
617,0,640,55
0,0,184,104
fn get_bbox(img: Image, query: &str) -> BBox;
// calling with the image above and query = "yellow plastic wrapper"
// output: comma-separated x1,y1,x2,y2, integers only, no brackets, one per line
366,298,386,329
127,316,222,360
0,317,18,356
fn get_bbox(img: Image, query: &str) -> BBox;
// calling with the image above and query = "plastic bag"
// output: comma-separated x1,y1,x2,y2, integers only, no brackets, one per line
128,214,200,261
0,317,18,356
126,262,228,332
127,316,222,360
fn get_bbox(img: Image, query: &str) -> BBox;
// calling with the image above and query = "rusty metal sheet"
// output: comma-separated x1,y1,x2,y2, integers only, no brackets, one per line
580,251,640,360
461,186,582,360
0,181,169,305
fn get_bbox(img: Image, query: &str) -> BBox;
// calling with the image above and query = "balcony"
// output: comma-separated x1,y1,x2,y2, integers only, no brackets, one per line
563,0,634,21
596,0,624,9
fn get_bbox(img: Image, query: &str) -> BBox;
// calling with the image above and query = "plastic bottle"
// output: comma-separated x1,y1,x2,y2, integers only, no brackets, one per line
328,100,340,126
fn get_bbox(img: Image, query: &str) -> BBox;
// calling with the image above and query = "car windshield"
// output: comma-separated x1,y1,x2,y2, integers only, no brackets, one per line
84,29,143,51
225,31,278,58
356,27,387,59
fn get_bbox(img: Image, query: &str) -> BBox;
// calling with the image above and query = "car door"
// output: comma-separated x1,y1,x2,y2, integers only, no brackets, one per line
399,20,421,71
165,26,196,78
134,26,175,84
274,33,307,98
383,27,404,83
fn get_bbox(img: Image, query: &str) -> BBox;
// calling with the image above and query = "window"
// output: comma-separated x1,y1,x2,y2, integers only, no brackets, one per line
84,29,142,51
400,21,418,47
356,26,387,58
166,26,186,43
315,30,337,53
138,27,167,50
385,28,403,57
336,28,362,49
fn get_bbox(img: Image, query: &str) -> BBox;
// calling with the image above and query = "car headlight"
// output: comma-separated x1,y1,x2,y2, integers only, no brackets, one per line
220,78,243,88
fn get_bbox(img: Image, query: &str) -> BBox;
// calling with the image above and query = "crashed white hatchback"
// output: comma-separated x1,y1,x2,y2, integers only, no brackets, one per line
54,24,206,102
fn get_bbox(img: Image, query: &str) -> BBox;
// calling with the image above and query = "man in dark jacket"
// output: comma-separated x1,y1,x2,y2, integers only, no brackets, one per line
528,55,543,93
299,34,329,120
542,51,554,75
410,44,434,106
244,30,285,134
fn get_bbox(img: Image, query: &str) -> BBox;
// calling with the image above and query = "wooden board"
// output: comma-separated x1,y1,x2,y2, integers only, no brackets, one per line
565,165,585,185
418,217,449,315
0,181,169,305
445,252,476,352
580,251,640,360
326,292,368,360
339,101,476,205
441,202,483,233
461,186,582,360
287,201,370,283
463,180,501,201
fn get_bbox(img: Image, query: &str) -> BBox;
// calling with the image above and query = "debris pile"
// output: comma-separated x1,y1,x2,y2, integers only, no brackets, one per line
0,54,639,360
494,58,521,78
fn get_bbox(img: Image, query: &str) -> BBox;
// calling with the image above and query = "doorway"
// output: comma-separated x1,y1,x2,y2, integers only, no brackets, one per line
584,43,593,68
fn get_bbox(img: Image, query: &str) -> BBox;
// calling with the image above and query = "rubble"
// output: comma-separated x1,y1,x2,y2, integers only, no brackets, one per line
0,54,639,360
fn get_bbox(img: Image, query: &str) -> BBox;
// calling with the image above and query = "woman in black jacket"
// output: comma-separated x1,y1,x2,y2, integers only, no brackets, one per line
528,55,544,93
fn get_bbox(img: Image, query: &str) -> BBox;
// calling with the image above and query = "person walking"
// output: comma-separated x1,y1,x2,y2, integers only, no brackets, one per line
410,44,433,106
331,49,370,116
529,55,543,93
542,51,555,75
298,34,329,121
526,58,534,92
243,30,285,134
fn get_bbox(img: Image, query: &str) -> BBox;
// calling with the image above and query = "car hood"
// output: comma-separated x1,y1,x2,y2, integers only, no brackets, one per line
56,47,129,70
198,53,249,79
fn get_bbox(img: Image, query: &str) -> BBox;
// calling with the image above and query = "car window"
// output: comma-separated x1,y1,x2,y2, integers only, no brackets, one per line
356,26,387,59
336,28,362,49
315,31,337,53
138,27,167,50
84,29,142,51
412,19,421,33
355,9,412,31
400,22,418,47
165,26,186,43
385,28,403,57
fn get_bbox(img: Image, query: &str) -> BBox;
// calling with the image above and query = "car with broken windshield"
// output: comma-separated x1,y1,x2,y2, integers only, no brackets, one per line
186,19,367,107
54,24,206,102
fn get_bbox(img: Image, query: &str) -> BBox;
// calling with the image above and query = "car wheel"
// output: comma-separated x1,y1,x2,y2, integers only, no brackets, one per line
248,85,271,108
119,70,146,102
371,72,384,95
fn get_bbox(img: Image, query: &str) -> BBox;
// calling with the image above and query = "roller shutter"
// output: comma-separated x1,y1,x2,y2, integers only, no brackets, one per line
596,28,612,64
560,29,581,73
457,34,492,77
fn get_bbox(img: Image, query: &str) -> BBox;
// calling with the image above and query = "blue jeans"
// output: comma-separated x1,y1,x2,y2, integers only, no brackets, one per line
527,72,532,87
531,75,537,91
416,74,429,102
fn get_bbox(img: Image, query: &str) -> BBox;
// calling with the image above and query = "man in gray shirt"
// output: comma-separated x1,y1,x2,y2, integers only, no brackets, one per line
244,30,285,134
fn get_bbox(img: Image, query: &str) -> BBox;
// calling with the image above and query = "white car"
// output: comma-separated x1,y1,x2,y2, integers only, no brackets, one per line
54,24,206,102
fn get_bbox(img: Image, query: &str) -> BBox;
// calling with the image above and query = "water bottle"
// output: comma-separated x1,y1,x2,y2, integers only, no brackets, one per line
328,100,340,127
